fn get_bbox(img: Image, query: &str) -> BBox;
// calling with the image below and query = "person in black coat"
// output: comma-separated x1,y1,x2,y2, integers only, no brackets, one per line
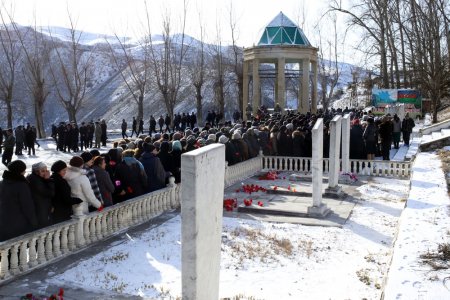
139,143,167,192
276,125,293,156
158,141,174,175
27,162,55,228
0,160,38,241
114,149,147,201
50,160,82,224
349,119,366,159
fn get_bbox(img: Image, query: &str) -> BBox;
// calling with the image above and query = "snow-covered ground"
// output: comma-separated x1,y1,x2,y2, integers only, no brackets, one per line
48,176,410,299
3,137,449,299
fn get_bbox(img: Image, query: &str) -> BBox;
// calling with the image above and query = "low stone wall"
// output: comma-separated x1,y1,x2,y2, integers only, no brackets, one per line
0,179,180,284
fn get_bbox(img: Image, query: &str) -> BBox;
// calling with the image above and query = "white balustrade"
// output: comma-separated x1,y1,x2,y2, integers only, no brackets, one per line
0,180,179,284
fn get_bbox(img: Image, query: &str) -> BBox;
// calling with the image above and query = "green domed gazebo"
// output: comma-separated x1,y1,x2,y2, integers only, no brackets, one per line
243,12,318,117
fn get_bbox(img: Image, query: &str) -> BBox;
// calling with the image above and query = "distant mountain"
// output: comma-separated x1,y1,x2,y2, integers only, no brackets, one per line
0,25,364,132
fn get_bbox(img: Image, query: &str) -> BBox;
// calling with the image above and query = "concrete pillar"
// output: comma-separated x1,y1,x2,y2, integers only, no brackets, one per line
242,60,249,120
342,114,351,173
308,118,330,216
181,144,225,300
301,58,310,114
252,58,260,115
311,60,318,113
327,115,342,193
277,57,286,111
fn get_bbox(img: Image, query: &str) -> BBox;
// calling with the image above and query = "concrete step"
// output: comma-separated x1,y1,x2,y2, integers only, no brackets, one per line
405,138,421,161
442,128,450,136
431,131,442,140
421,134,432,142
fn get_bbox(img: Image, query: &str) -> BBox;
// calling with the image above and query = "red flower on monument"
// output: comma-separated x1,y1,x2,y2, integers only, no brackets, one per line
244,198,253,206
258,171,279,180
257,201,264,207
287,186,291,191
273,186,278,191
223,198,237,211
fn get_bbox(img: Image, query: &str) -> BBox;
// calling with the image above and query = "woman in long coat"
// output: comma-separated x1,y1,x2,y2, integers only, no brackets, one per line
0,160,38,241
50,160,82,223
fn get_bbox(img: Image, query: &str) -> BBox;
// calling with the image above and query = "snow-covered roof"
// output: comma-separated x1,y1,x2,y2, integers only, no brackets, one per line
258,12,311,46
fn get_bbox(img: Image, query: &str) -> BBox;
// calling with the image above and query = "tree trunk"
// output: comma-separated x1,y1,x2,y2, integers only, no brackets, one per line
138,95,144,122
195,85,203,127
6,101,12,128
35,100,46,138
67,106,77,124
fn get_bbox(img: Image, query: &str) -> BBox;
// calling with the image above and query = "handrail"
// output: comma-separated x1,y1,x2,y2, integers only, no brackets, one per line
420,118,450,136
0,178,180,283
261,156,411,178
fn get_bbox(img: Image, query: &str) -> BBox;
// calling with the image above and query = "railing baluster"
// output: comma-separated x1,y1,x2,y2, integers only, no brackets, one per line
45,232,54,260
37,235,46,265
19,241,28,272
0,249,10,279
29,238,37,267
61,227,69,254
53,230,62,257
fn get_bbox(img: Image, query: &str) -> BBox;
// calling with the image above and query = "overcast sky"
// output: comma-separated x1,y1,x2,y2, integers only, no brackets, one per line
9,0,362,64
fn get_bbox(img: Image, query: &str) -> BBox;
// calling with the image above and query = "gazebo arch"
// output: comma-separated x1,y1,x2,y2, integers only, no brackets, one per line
243,12,319,119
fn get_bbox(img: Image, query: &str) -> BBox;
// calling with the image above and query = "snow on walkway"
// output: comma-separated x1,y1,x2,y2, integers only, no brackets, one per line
383,152,450,299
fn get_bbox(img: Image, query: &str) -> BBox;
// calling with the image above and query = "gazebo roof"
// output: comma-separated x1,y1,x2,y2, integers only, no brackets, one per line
258,12,311,46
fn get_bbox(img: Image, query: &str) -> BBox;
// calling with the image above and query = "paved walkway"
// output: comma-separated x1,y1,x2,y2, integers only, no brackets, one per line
0,210,179,300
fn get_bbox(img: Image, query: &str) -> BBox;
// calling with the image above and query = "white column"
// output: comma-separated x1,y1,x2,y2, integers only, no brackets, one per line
242,60,249,120
252,59,260,115
277,57,286,111
301,59,310,114
342,114,351,173
308,118,330,216
181,144,225,300
328,115,342,190
311,60,318,113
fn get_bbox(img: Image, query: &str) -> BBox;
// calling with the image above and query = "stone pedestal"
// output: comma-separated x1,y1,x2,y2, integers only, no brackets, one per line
328,115,342,189
341,114,351,174
181,144,225,300
307,203,331,217
309,118,329,217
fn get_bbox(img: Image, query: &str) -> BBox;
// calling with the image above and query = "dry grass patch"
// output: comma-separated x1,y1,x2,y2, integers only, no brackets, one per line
420,243,450,271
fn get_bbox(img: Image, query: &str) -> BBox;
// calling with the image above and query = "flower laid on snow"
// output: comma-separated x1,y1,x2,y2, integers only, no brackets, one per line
287,185,291,191
257,201,264,207
243,198,253,206
22,288,64,300
341,172,358,182
237,184,267,194
223,198,237,211
273,186,278,191
258,171,279,180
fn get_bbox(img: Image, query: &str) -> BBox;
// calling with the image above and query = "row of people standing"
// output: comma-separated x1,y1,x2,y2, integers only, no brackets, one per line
0,124,40,166
52,120,108,153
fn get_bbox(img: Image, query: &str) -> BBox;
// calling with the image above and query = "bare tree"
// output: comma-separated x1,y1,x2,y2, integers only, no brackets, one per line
146,0,188,122
330,0,390,88
106,33,151,121
210,21,226,118
13,21,51,137
48,14,94,123
228,3,243,113
317,13,340,111
0,6,22,128
187,10,206,126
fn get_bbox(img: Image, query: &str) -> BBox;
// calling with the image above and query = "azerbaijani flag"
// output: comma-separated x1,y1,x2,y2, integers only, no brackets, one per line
397,90,421,104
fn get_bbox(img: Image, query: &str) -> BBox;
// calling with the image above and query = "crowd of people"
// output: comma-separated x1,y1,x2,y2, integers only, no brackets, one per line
0,106,417,241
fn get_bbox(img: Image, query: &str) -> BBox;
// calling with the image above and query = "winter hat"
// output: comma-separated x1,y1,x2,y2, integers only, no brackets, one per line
172,132,182,141
89,149,100,157
172,140,182,151
232,132,241,140
154,133,161,141
208,134,216,142
7,160,27,175
286,123,294,131
80,151,93,163
153,141,161,150
32,162,47,172
127,142,136,150
69,156,84,168
51,160,67,173
219,135,229,144
143,142,156,153
187,135,196,145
